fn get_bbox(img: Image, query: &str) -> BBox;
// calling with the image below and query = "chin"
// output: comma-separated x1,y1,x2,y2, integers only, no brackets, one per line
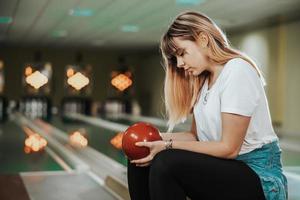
192,71,202,76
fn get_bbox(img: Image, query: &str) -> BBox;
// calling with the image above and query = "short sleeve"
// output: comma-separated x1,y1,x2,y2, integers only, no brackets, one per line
220,59,261,117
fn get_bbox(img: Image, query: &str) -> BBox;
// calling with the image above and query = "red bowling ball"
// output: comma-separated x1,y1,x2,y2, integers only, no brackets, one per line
122,122,162,160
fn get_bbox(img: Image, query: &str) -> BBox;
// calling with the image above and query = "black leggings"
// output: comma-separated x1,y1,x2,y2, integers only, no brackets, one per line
127,149,266,200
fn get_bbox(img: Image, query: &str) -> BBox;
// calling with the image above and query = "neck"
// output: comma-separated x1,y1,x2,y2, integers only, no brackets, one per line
207,63,224,88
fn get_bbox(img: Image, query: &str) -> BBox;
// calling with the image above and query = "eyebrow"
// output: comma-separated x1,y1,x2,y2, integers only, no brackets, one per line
175,48,184,55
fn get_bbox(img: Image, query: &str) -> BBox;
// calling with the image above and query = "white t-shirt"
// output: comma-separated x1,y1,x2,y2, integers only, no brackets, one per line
193,58,278,155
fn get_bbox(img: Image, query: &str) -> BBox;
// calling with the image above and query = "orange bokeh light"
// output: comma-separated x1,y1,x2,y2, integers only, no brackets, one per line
66,68,75,78
111,73,132,91
24,134,47,153
110,132,124,150
69,131,88,148
25,66,33,76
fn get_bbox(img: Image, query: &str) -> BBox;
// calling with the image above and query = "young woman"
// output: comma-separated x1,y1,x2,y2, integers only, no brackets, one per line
127,11,287,200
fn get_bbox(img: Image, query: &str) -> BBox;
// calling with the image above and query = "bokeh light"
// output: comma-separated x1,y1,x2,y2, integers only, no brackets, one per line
110,132,123,150
25,70,48,89
67,72,90,90
111,73,132,91
24,134,47,153
69,131,88,148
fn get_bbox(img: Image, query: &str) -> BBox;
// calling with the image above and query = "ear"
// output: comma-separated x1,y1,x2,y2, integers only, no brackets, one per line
197,32,208,48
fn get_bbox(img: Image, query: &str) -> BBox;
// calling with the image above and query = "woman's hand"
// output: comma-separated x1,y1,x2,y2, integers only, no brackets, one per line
131,140,166,167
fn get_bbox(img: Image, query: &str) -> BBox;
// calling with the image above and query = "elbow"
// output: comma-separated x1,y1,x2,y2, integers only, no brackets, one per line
225,150,239,159
223,146,240,159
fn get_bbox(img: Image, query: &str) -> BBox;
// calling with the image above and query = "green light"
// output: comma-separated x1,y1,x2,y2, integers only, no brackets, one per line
69,8,94,17
176,0,206,6
0,17,13,24
121,25,139,33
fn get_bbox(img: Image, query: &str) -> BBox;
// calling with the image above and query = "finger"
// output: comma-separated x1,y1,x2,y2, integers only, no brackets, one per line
131,155,153,164
135,141,150,147
136,162,150,167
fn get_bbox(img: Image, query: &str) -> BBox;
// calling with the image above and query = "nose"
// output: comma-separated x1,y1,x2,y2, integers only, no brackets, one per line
176,57,184,68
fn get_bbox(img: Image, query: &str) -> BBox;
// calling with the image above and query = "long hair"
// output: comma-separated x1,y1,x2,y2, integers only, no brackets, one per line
160,11,265,131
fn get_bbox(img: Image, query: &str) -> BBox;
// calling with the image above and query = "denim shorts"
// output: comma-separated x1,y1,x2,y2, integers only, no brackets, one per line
236,141,288,200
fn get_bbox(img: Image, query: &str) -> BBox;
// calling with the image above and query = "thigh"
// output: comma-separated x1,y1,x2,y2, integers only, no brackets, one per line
153,149,265,200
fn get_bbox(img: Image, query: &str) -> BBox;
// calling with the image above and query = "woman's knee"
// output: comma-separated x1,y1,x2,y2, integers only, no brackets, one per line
150,149,216,176
150,150,174,176
150,149,189,177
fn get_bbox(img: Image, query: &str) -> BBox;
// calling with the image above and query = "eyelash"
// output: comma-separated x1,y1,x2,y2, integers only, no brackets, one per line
178,51,185,56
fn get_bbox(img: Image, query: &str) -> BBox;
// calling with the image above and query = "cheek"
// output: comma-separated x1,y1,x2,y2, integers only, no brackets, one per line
189,52,205,67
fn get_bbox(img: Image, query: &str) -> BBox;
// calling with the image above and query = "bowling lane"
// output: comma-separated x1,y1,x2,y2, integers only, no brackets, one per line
49,116,127,166
0,120,63,173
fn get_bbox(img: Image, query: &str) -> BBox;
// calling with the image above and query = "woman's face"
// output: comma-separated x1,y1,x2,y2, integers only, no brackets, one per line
173,37,209,76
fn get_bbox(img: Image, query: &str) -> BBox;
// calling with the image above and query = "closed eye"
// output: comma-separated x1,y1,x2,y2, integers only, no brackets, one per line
179,51,186,57
176,48,186,57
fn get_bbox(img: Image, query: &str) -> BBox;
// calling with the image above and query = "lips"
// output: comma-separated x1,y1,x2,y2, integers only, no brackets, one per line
187,68,193,73
184,69,193,76
183,66,190,71
183,66,194,75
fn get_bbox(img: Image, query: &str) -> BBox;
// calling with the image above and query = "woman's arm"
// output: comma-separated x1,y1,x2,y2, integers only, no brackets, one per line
132,113,250,166
160,115,198,141
171,113,250,159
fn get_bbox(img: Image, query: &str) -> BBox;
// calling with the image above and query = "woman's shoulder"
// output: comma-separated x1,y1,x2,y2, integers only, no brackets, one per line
225,58,253,70
217,57,263,89
218,58,263,93
223,58,259,78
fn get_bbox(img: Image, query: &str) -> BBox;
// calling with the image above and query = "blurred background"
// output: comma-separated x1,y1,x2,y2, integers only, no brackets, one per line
0,0,299,199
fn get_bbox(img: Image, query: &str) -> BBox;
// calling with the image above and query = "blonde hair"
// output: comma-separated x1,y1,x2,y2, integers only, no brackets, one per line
160,11,265,131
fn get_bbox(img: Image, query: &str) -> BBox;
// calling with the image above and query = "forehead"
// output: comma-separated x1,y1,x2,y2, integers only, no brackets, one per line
173,37,194,49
